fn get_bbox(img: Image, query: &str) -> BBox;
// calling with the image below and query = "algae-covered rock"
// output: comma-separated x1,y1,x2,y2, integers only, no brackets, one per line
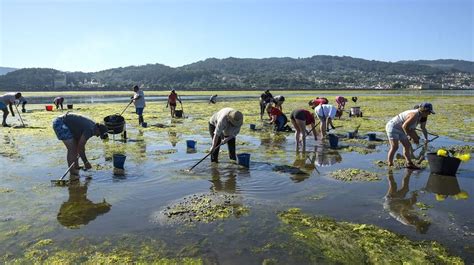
374,159,429,169
330,168,380,182
155,192,249,224
276,208,464,265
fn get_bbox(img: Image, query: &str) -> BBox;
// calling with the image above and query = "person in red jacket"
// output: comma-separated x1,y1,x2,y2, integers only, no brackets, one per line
308,97,328,107
266,104,288,131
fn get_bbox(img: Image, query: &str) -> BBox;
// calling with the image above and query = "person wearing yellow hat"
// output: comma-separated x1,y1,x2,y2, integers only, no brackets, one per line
385,102,435,169
209,108,244,163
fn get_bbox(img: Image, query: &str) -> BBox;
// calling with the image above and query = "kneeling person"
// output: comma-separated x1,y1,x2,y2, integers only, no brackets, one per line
266,103,288,131
52,113,109,177
209,108,243,163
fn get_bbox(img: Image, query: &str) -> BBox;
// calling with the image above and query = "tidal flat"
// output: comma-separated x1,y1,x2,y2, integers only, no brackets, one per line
0,91,473,264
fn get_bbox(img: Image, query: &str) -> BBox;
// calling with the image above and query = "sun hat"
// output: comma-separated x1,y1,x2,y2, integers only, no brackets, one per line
419,102,435,114
227,110,243,127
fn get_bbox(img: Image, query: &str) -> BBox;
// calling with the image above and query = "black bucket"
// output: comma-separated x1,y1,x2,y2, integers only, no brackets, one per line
175,110,183,118
67,104,73,109
427,153,461,176
425,173,460,196
104,115,125,134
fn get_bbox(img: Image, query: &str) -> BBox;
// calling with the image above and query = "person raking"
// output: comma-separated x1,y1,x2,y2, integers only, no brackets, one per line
52,113,109,178
209,108,244,163
290,109,318,151
385,103,435,169
1,92,23,127
130,85,146,125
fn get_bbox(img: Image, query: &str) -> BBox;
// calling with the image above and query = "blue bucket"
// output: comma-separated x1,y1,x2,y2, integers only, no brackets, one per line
367,133,376,141
186,140,196,149
347,132,355,139
142,122,148,128
237,153,251,168
113,154,126,169
328,134,339,148
250,124,256,130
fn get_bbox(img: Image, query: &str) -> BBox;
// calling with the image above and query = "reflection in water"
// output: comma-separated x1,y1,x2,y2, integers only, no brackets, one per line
168,130,179,147
134,131,147,163
259,131,287,149
314,146,342,167
57,180,111,229
384,169,431,234
210,165,238,193
293,151,316,171
425,173,469,201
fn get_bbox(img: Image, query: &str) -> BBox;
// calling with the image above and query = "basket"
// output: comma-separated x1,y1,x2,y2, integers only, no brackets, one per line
427,153,461,176
104,114,125,135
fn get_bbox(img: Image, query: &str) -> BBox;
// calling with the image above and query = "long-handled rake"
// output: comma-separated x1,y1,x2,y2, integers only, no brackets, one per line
14,104,26,128
51,156,80,186
306,121,321,137
187,137,233,172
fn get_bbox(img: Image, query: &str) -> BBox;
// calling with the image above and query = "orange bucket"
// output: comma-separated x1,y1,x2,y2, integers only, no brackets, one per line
45,105,53,111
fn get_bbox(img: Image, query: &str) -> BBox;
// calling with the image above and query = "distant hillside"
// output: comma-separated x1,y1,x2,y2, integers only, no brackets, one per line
0,67,17,75
0,56,471,91
398,59,474,73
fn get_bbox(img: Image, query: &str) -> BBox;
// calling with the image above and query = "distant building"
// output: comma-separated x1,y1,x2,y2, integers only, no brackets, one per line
408,83,442,90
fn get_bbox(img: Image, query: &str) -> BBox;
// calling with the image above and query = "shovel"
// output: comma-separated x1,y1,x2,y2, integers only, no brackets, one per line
187,137,233,172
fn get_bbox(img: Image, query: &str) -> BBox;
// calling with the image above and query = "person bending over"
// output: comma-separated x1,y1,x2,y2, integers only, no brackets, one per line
209,108,243,163
0,92,22,127
385,103,434,169
52,113,109,178
290,109,318,151
54,97,65,110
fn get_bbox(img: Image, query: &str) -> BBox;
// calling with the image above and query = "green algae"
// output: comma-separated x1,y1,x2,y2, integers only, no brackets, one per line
375,158,429,169
275,208,464,265
3,238,204,264
158,192,249,224
416,202,434,211
330,168,380,182
0,187,14,193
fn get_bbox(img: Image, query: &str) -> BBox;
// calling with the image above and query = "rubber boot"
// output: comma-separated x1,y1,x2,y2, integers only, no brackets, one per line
138,115,144,125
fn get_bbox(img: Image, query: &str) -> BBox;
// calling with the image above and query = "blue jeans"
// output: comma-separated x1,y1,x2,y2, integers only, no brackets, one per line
136,108,144,115
275,115,287,131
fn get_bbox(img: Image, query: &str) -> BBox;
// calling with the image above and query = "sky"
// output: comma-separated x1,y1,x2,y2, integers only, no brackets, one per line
0,0,472,72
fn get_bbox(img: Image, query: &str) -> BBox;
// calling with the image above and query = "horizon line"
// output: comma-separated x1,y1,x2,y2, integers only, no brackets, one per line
1,54,473,73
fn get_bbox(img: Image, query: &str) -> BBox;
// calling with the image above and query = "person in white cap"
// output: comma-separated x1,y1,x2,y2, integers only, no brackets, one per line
385,102,435,169
209,108,244,163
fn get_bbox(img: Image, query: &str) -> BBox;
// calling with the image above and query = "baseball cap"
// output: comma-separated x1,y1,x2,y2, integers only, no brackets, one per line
419,102,435,114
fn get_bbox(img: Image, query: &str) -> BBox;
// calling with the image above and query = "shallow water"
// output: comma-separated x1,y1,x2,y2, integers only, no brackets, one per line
23,89,474,104
0,97,473,263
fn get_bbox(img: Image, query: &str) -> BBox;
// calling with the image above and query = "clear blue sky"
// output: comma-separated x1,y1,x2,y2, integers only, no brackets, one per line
0,0,472,72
